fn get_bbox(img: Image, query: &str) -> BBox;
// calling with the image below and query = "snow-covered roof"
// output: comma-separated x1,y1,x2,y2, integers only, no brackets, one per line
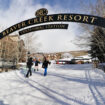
75,54,91,59
92,57,98,60
58,58,72,61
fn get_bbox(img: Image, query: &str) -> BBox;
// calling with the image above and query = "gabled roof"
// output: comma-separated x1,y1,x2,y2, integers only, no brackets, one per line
9,35,20,42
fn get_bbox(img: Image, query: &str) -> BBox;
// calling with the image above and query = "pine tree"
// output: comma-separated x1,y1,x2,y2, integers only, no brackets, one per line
90,27,105,62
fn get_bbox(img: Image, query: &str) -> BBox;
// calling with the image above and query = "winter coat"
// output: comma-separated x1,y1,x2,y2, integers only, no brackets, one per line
35,60,40,66
27,57,33,68
42,60,51,68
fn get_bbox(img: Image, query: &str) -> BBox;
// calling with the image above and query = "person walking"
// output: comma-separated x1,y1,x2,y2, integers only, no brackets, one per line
34,58,40,71
42,57,51,76
26,57,33,78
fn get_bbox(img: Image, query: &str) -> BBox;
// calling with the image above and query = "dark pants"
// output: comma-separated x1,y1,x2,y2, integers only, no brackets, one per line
26,66,32,77
44,68,47,76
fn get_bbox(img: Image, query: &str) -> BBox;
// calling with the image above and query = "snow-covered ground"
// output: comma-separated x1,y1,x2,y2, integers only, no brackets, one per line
0,64,105,105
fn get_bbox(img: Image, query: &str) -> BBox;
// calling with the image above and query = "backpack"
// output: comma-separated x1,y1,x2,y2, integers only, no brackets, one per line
42,62,45,68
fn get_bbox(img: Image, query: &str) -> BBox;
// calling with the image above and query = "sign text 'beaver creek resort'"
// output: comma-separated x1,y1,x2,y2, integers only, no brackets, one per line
0,8,105,39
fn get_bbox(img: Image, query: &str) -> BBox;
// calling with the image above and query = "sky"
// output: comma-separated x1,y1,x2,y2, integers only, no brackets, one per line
0,0,97,53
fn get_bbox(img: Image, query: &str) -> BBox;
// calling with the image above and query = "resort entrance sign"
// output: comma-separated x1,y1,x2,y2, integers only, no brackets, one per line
0,8,105,39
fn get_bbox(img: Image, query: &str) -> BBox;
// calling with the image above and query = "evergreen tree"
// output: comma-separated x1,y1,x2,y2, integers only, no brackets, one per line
89,27,105,62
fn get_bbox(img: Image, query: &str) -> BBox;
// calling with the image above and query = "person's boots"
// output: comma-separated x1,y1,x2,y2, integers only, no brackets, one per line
26,74,28,78
34,69,36,72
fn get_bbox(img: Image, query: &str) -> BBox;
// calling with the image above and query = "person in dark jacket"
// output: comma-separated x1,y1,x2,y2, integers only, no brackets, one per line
26,57,33,78
42,57,51,76
34,58,40,71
